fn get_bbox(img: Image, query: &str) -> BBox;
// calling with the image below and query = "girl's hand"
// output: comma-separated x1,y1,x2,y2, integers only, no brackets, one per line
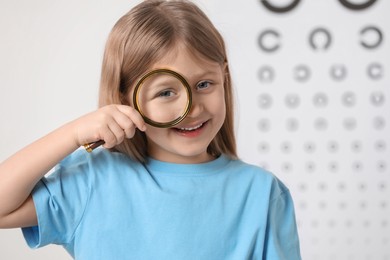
70,105,146,149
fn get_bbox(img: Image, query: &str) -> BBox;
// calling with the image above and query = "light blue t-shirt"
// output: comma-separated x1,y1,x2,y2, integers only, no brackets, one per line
22,149,301,259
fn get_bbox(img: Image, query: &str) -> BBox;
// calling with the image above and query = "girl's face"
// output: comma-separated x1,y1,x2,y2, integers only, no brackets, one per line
133,44,226,164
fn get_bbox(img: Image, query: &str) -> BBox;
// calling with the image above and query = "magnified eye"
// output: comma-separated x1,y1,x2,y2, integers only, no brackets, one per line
157,89,175,98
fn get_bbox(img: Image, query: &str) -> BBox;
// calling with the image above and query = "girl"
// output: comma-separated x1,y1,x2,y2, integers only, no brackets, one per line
0,0,301,259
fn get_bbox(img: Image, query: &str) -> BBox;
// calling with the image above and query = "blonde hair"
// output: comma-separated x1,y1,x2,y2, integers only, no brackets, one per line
99,0,236,162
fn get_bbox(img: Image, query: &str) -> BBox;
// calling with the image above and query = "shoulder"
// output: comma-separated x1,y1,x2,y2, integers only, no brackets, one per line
58,148,140,171
47,148,143,186
226,157,278,183
227,157,290,200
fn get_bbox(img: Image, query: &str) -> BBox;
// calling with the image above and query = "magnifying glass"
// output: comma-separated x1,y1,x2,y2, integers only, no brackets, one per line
84,68,192,152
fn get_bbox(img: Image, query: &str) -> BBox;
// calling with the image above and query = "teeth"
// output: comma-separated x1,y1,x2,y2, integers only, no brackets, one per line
179,123,203,131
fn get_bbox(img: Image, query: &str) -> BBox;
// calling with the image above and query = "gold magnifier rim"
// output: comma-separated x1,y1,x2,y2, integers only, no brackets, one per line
132,68,193,128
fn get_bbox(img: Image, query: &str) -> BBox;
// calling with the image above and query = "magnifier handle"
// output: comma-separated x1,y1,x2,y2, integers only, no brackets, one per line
83,140,105,153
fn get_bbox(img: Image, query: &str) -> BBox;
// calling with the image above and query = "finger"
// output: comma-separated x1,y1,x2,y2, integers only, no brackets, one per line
110,108,138,138
95,113,125,148
99,124,118,149
106,118,126,145
116,105,146,131
124,125,136,139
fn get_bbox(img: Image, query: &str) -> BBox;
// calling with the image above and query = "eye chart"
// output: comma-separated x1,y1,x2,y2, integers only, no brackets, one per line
216,0,389,259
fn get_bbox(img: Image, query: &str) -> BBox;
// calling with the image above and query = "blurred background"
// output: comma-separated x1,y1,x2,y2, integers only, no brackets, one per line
0,0,389,259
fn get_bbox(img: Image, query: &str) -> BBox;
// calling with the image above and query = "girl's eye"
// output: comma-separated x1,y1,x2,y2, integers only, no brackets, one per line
197,81,211,90
157,90,174,98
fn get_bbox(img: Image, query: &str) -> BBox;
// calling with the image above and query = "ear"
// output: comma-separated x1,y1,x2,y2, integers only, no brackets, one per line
222,61,230,85
223,61,228,72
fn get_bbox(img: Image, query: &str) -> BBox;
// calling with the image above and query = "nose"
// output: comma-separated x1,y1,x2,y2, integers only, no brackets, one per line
186,95,203,118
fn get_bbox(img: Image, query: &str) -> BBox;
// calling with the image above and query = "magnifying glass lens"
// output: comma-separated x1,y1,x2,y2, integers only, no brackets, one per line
134,69,192,128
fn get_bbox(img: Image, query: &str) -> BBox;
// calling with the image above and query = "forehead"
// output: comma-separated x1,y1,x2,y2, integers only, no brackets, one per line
151,43,223,79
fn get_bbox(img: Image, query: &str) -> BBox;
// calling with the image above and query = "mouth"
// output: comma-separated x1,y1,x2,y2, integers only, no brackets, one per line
173,121,207,133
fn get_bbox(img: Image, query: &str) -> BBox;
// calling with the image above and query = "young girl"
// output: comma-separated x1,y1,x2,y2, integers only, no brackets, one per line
0,0,301,259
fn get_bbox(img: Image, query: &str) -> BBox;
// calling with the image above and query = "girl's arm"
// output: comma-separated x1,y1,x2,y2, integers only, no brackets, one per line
0,105,145,228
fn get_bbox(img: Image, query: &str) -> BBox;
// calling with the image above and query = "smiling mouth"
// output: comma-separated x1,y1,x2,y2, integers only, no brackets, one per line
174,121,207,133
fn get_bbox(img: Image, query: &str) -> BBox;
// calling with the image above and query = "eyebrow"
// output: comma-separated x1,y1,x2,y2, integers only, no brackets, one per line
188,69,222,81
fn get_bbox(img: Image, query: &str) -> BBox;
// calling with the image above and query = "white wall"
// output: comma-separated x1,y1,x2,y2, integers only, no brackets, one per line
0,0,389,259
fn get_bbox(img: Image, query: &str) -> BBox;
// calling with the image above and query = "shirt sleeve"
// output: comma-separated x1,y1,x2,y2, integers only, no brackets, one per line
263,180,302,260
21,150,92,248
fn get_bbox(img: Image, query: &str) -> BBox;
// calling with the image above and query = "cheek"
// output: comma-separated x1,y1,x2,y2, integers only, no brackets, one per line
144,127,173,147
144,129,160,149
218,101,227,124
145,127,163,139
212,90,226,120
